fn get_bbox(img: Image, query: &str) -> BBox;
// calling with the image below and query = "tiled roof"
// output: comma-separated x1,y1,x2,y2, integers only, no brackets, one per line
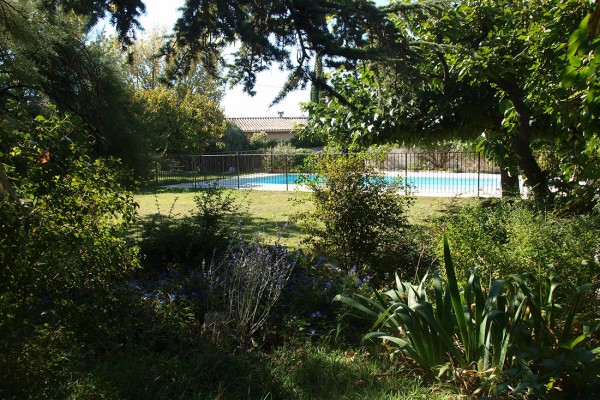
227,117,307,133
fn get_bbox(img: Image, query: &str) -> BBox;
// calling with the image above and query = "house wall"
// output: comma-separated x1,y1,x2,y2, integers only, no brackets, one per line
243,131,295,142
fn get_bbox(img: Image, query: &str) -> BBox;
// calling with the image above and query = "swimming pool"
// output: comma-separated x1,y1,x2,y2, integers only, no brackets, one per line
176,172,503,197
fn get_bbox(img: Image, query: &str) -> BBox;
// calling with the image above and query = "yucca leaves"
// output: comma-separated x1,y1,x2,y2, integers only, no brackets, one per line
336,234,594,380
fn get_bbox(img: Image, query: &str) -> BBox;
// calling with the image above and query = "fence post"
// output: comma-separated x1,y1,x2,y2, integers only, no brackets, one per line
193,155,197,189
477,152,481,198
285,154,289,191
236,152,240,189
155,161,159,187
404,153,408,195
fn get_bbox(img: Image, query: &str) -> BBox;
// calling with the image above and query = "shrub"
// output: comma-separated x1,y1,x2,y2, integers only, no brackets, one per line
203,239,296,347
433,200,600,297
295,153,415,283
263,142,314,172
249,131,276,149
139,186,247,270
337,236,600,398
0,109,139,397
221,123,250,152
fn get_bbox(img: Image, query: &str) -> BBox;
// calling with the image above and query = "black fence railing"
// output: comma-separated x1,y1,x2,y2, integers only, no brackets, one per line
154,151,505,197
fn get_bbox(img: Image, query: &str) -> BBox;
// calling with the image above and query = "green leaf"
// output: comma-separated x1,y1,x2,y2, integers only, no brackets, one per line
443,235,472,363
561,66,579,88
559,334,587,350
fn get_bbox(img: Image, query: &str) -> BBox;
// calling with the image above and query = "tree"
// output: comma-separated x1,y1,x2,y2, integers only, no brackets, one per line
562,3,600,209
435,0,588,201
40,0,146,46
0,103,139,395
108,27,224,101
137,87,225,155
302,1,596,203
1,0,149,175
36,0,598,204
37,1,441,108
99,27,227,156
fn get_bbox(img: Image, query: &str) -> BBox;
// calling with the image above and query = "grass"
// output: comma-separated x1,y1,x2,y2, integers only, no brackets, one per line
135,189,312,247
62,340,462,400
135,188,474,247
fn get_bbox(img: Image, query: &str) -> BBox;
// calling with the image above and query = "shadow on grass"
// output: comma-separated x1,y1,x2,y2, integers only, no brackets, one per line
66,340,450,400
132,207,305,250
69,342,292,399
231,214,305,247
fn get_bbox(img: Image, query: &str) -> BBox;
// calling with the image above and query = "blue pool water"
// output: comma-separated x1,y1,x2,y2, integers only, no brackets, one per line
226,173,502,195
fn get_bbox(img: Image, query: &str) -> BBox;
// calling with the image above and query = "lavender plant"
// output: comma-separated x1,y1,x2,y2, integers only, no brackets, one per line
204,239,296,346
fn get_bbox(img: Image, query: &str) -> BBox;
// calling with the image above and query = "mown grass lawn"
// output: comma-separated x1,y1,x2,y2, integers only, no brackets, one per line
135,188,474,247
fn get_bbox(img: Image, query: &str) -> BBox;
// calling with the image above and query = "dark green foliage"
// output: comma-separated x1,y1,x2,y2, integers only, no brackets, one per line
41,0,146,46
563,6,600,175
139,186,247,270
1,0,150,176
300,0,598,207
300,68,495,149
263,142,314,172
221,123,250,152
277,254,376,344
52,339,455,400
290,131,326,149
167,0,428,100
0,109,140,398
295,153,416,283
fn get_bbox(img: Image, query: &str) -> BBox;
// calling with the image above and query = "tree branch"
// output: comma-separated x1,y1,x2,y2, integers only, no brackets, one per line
0,162,20,204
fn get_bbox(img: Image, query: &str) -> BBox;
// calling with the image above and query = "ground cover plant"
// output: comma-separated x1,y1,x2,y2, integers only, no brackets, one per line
57,340,463,400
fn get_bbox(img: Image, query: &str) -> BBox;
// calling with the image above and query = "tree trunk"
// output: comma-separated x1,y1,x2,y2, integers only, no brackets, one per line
494,78,551,201
500,164,520,197
511,127,550,200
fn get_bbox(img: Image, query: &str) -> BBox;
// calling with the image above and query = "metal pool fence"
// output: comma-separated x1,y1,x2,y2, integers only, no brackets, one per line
154,151,504,197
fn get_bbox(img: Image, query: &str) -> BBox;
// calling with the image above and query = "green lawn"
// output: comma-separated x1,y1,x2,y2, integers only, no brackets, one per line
135,188,474,247
66,340,462,400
